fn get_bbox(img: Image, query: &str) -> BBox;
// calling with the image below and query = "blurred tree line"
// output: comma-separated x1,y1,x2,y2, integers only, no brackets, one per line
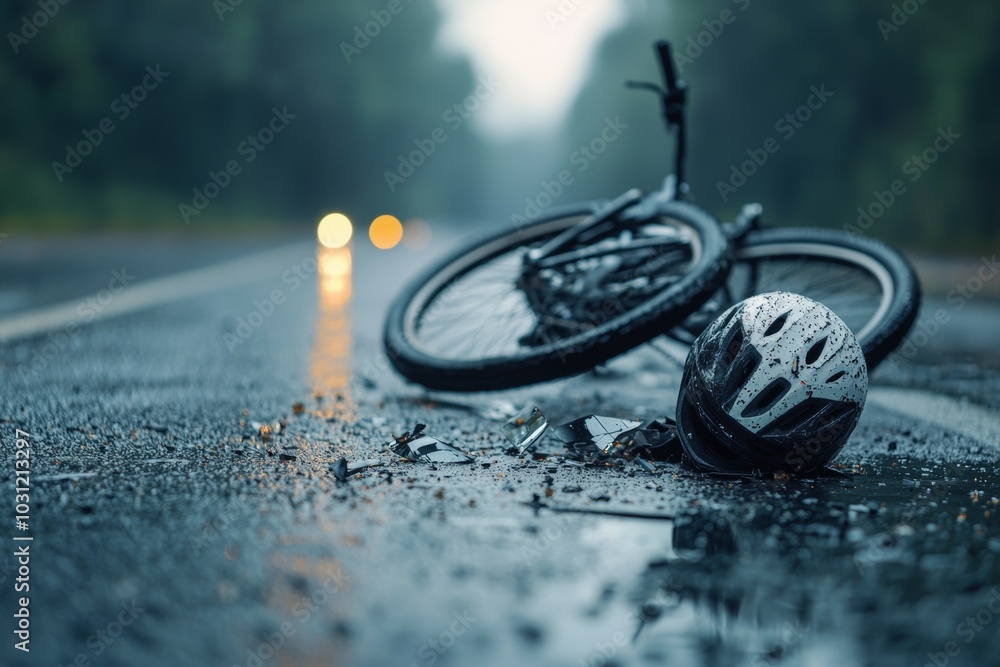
1,0,997,253
554,1,1000,254
0,1,488,231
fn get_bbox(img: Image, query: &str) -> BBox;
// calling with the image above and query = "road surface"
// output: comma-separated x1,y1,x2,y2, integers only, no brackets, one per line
1,233,999,667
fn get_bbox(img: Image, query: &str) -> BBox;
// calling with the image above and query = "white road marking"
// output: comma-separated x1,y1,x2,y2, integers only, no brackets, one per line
0,241,314,343
868,387,1000,446
33,473,98,482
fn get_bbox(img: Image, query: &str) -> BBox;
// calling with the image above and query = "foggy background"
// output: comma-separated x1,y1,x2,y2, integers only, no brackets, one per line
2,0,998,254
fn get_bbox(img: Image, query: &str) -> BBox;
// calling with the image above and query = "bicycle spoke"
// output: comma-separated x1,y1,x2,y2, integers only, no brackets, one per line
750,257,880,334
407,214,700,363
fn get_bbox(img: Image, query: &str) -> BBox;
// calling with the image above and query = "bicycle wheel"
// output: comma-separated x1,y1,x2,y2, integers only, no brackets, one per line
384,200,730,391
670,227,920,370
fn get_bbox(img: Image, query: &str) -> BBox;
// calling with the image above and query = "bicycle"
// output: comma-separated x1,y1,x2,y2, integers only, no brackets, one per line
383,41,920,392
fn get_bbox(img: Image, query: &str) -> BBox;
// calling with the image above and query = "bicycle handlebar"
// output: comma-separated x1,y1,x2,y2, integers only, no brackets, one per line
656,40,679,92
625,39,690,199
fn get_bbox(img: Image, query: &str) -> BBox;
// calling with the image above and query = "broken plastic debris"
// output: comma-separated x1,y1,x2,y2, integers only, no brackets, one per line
620,418,683,462
634,457,656,473
551,415,642,454
390,423,474,464
502,406,548,455
331,458,383,480
347,458,384,475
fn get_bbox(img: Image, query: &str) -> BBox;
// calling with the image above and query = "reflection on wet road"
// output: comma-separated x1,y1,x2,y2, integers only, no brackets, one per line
310,244,354,421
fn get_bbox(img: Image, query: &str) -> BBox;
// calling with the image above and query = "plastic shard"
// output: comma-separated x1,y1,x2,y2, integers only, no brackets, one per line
331,458,382,480
347,458,384,475
390,423,474,464
502,406,549,455
621,418,683,462
551,415,642,454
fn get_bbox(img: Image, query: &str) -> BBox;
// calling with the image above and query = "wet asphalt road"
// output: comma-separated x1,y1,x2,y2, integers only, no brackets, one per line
1,234,999,667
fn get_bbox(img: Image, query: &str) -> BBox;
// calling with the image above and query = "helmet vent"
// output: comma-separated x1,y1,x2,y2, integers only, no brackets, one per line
717,305,739,330
826,370,846,383
764,311,790,337
720,347,761,411
712,324,746,385
805,336,828,365
725,327,744,364
741,377,792,418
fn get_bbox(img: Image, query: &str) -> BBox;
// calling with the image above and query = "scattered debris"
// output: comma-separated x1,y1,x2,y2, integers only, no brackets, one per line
347,458,384,475
551,415,642,454
243,420,282,441
634,457,657,474
549,414,683,464
390,423,474,464
329,457,384,480
502,405,548,455
619,419,683,462
292,402,305,415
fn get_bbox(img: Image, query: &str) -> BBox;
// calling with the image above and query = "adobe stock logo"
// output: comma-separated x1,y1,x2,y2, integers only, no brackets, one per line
383,76,502,192
878,0,930,40
51,65,170,182
924,588,1000,667
406,611,477,667
716,84,833,202
7,0,71,54
179,107,296,224
340,0,415,63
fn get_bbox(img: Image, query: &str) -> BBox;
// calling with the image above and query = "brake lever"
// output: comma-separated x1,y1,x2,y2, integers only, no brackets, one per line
625,80,687,129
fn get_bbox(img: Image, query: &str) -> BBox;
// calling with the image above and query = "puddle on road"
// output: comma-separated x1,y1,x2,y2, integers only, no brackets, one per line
550,456,1000,666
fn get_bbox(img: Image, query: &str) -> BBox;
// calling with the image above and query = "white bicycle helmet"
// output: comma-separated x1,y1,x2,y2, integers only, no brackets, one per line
676,291,868,474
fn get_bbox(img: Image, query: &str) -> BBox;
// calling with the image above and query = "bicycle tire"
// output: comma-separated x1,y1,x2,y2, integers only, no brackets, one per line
674,227,920,371
384,201,731,391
